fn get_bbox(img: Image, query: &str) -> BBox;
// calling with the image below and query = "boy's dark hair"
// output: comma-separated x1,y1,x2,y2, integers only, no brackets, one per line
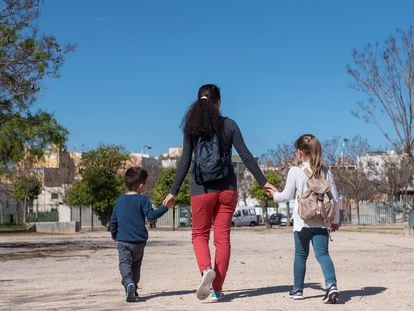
125,167,148,191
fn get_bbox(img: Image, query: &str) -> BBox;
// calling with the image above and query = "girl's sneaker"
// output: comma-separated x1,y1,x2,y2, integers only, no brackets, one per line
211,291,225,302
323,284,339,304
196,268,216,300
289,288,304,300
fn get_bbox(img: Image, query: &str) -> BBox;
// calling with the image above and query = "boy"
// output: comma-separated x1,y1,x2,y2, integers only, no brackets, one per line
110,166,172,302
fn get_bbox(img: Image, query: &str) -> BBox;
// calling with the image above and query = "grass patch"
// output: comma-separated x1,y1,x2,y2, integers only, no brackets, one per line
340,224,405,234
0,224,28,231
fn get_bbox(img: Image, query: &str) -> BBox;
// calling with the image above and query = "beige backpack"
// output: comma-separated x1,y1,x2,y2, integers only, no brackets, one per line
298,168,335,226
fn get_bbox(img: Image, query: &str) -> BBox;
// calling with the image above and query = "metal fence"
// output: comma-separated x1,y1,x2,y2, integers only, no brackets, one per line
26,210,59,222
153,206,190,229
342,201,407,225
70,206,104,231
0,201,190,231
0,201,18,224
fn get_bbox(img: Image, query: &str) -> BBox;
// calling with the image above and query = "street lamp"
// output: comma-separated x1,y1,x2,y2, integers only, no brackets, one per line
141,145,152,156
342,138,349,166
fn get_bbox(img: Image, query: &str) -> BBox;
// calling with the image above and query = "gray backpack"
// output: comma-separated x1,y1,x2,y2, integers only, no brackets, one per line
298,168,335,225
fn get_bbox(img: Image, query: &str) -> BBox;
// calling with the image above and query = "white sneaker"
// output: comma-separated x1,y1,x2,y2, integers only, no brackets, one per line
196,269,216,300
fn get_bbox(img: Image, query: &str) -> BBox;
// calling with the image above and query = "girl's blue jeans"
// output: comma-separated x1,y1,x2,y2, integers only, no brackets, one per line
293,227,337,290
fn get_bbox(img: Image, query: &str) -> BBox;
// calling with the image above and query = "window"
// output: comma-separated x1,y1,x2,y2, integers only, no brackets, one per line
51,193,58,200
242,210,249,216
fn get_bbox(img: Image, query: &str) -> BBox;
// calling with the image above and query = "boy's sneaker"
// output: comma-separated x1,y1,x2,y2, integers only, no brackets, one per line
125,283,139,302
323,284,339,304
289,288,304,300
211,291,225,302
196,268,216,300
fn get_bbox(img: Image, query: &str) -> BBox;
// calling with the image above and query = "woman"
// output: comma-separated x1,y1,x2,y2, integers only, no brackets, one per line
163,84,275,302
267,134,340,304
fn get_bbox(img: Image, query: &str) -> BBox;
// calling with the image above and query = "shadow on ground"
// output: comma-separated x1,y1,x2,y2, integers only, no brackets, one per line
338,286,387,304
304,284,387,303
0,239,185,261
223,284,319,301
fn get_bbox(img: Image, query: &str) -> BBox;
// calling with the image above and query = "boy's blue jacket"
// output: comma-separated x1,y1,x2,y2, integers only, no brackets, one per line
110,194,168,243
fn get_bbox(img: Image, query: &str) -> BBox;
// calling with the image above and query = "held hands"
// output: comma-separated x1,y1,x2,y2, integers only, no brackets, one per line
163,193,176,208
264,182,277,197
330,223,340,232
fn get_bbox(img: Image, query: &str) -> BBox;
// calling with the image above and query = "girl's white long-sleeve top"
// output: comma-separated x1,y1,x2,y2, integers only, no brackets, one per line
273,161,340,232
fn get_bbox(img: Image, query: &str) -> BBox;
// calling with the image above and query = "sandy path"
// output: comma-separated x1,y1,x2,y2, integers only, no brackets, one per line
0,228,413,310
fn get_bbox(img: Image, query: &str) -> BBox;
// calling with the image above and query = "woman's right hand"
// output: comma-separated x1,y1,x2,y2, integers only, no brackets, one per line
163,193,176,208
331,223,340,232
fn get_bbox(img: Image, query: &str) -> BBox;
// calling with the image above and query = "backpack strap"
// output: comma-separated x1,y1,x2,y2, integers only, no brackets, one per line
321,204,333,242
303,168,312,178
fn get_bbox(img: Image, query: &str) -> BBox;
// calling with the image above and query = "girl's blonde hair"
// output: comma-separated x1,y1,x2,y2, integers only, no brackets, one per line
294,134,324,177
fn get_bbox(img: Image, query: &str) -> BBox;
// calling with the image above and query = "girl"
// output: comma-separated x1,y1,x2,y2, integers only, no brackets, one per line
267,134,340,304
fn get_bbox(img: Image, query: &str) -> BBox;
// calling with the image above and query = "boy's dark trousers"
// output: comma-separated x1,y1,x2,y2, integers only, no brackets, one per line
117,241,146,291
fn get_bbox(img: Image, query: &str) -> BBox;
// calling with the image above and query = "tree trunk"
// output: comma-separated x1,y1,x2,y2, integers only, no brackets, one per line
286,201,291,227
356,200,360,225
172,207,176,231
402,194,408,222
264,199,270,228
17,201,22,224
22,195,28,224
390,199,396,224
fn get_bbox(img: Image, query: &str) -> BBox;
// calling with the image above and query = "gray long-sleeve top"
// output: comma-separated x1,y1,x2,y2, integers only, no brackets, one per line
170,117,267,196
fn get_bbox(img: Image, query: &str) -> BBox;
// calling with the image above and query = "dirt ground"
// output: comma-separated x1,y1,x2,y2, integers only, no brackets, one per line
0,227,413,311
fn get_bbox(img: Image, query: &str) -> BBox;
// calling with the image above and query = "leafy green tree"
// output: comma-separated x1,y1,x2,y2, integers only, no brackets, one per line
153,167,190,206
12,174,42,224
251,171,282,228
153,167,190,229
69,145,129,226
66,180,93,207
0,0,74,171
0,113,68,170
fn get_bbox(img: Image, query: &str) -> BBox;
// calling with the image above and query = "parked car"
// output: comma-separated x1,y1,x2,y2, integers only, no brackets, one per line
268,213,294,226
267,213,284,226
179,209,189,227
232,207,258,227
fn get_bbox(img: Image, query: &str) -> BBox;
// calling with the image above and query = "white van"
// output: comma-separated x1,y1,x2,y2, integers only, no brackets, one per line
231,207,258,227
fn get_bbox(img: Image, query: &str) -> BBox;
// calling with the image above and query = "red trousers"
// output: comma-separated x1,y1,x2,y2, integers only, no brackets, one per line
190,190,238,291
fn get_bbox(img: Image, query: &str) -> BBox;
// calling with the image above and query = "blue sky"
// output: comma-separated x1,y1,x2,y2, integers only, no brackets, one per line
34,0,414,157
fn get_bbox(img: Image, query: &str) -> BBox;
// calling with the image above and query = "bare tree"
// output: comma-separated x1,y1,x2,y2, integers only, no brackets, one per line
365,152,413,222
347,27,414,159
263,143,296,188
235,163,253,206
323,136,375,224
321,136,341,164
266,143,296,167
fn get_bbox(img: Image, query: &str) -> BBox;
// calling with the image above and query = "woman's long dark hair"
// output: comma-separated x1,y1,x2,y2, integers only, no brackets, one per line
181,84,223,139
